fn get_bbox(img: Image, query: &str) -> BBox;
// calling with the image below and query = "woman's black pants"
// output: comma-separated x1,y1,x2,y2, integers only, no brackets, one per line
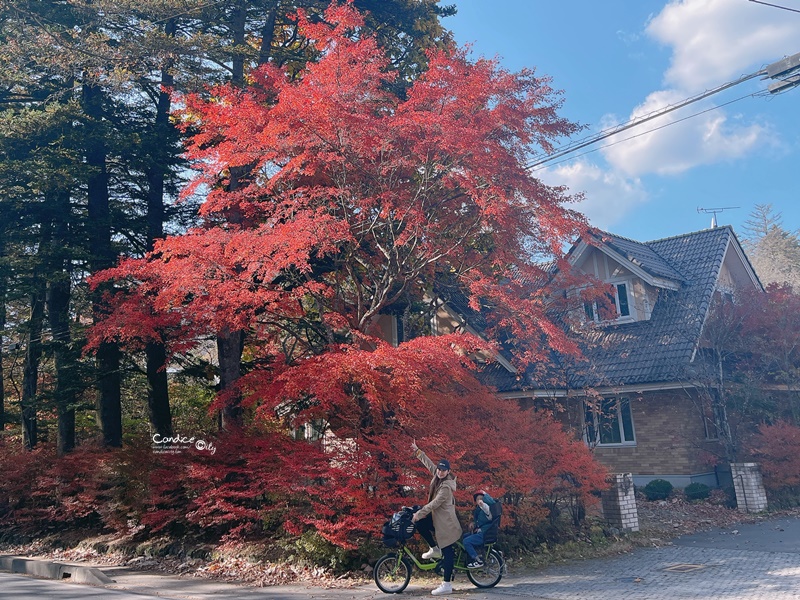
415,514,455,581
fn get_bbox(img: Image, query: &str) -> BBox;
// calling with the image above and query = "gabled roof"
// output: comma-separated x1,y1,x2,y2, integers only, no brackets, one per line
493,226,760,393
592,230,686,283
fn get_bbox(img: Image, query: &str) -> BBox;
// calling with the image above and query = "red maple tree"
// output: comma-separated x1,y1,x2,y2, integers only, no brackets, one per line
91,3,606,548
748,421,800,494
738,284,800,421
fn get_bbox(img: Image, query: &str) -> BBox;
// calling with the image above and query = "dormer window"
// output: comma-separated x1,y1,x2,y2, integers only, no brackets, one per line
583,279,635,323
583,300,596,322
614,283,631,317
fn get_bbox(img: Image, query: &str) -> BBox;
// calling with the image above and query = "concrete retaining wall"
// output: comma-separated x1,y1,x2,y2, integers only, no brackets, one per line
0,555,114,584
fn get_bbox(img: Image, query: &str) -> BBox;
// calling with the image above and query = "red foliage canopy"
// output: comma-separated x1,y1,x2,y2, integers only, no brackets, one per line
94,2,589,360
736,284,800,390
748,421,800,491
88,3,606,548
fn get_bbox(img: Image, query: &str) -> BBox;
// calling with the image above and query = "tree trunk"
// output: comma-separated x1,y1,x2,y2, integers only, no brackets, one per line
217,327,245,431
83,81,122,447
47,185,78,455
0,236,6,432
214,5,249,431
258,3,279,66
231,0,247,86
146,341,172,437
21,284,45,449
715,355,737,463
142,18,176,438
97,340,122,446
788,389,800,427
0,306,4,433
48,272,76,455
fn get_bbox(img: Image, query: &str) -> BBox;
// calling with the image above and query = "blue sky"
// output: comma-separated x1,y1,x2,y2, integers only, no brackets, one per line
446,0,800,242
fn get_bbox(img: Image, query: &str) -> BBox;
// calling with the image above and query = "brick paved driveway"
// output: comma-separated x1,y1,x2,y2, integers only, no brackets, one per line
469,515,800,600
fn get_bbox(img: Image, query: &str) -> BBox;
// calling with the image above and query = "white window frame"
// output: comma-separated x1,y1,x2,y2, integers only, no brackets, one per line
581,278,636,324
584,397,637,447
701,404,719,441
610,280,634,321
292,419,328,442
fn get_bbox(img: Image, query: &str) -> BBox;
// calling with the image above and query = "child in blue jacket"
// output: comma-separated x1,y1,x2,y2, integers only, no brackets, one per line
463,490,495,568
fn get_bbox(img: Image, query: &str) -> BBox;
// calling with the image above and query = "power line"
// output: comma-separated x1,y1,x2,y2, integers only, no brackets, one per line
529,92,755,172
748,0,800,14
526,70,765,170
525,50,800,171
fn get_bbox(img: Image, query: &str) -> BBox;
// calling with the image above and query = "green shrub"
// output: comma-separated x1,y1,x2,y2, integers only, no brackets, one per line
291,530,352,570
764,486,800,510
642,479,673,501
684,483,710,501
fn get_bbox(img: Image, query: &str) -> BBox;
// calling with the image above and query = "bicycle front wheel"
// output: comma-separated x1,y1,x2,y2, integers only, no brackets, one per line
467,548,503,588
374,553,412,593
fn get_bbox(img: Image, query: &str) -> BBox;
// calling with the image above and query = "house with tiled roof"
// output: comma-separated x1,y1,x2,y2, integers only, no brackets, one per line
485,225,763,488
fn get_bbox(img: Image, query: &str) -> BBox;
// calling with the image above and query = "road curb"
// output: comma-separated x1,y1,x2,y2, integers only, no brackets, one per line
0,554,115,585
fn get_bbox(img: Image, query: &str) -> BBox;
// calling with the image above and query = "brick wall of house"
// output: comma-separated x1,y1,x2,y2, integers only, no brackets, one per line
564,390,721,482
604,391,715,476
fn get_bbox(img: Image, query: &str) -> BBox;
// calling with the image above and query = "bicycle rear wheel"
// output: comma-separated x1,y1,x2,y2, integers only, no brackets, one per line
467,548,503,588
374,553,412,593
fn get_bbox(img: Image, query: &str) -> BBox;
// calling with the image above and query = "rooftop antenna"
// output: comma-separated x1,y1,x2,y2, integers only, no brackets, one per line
697,206,739,228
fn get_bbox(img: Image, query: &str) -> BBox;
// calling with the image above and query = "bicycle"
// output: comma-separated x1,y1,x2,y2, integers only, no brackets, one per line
374,538,504,593
374,503,505,594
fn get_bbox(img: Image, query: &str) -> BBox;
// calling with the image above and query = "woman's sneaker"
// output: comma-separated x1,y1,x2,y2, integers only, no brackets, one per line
422,546,442,560
431,581,453,595
467,558,484,569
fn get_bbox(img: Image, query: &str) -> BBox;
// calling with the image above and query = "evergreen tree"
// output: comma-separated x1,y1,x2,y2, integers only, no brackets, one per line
0,99,87,451
0,241,5,432
0,0,456,446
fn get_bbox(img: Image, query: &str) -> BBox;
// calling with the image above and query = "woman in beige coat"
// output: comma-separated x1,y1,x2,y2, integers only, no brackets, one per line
411,440,463,596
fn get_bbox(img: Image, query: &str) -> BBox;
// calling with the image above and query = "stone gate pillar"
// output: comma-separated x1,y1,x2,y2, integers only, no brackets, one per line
730,462,768,513
601,473,639,532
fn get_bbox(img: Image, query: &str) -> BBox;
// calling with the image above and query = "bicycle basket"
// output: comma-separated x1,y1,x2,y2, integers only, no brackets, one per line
381,508,416,547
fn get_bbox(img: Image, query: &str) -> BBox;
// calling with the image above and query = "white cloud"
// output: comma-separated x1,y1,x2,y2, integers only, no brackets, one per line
594,0,796,179
539,161,648,230
545,0,798,227
647,0,800,93
601,90,767,176
616,29,641,45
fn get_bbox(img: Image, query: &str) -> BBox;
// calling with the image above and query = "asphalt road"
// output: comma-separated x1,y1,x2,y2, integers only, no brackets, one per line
1,571,180,600
674,514,800,553
3,514,800,599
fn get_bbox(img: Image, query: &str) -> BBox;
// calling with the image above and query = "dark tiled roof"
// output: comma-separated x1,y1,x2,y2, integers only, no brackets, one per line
433,282,488,332
476,362,522,390
592,230,686,282
486,226,738,392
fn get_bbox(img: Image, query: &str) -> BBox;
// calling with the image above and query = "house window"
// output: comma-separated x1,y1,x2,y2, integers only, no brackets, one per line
615,283,630,317
585,398,636,446
582,280,634,323
583,301,595,321
375,314,399,346
292,419,326,442
701,407,719,441
718,289,735,304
